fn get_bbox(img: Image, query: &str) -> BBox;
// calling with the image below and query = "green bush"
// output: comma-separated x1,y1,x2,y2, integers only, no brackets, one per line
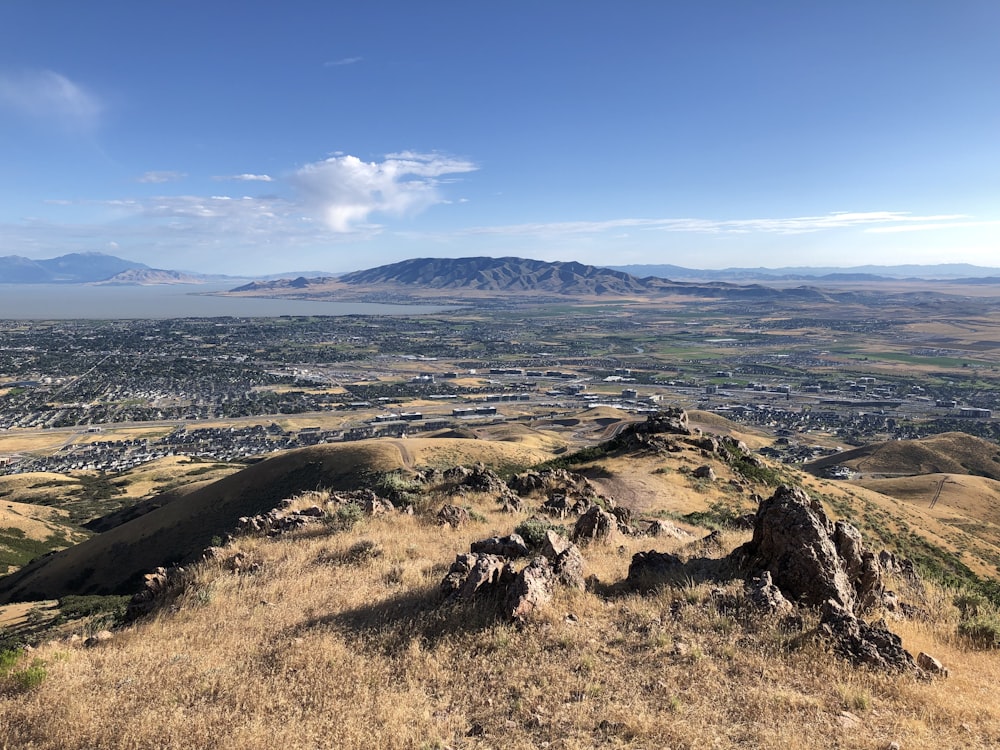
958,613,1000,648
515,518,568,548
328,503,364,531
0,649,47,694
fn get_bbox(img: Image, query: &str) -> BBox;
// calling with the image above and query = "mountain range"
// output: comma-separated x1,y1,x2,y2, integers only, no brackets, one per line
4,252,1000,287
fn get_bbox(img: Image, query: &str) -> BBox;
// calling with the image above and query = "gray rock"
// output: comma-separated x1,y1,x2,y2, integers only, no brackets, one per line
692,465,716,480
734,485,884,614
440,553,513,601
436,504,471,528
819,599,917,672
916,651,948,677
552,544,586,590
745,571,793,615
470,533,530,559
627,550,683,589
571,506,619,543
504,557,555,622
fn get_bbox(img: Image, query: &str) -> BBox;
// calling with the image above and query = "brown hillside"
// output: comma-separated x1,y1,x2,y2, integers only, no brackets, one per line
0,438,550,604
805,431,1000,479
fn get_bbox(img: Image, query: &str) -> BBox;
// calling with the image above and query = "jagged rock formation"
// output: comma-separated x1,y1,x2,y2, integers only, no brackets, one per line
628,484,930,673
440,532,586,622
571,506,619,543
436,504,470,528
733,485,883,615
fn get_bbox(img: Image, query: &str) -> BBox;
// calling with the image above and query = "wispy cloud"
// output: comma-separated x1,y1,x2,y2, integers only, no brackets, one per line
138,171,187,184
324,57,363,67
0,69,101,130
866,219,1000,234
215,173,274,182
447,211,975,238
289,152,477,232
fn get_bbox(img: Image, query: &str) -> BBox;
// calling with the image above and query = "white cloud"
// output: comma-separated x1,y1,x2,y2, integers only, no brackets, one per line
216,173,274,182
289,152,477,232
447,211,975,238
0,69,101,130
138,171,187,184
324,57,363,67
865,219,1000,234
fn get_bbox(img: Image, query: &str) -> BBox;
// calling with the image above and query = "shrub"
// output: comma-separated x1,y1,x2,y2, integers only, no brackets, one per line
328,502,364,531
0,649,47,694
515,518,568,548
958,613,1000,648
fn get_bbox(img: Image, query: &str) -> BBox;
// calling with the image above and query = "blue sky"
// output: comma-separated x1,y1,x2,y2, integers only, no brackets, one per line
1,2,998,275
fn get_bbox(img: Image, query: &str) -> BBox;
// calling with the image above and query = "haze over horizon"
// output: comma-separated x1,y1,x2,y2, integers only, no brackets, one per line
2,2,998,276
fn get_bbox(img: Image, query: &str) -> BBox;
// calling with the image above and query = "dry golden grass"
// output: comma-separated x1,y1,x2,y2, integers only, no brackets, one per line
2,488,999,750
0,431,70,455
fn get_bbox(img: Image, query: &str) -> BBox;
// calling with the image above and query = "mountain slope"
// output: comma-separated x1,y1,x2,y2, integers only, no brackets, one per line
0,252,150,283
340,256,654,295
804,432,1000,479
0,437,553,603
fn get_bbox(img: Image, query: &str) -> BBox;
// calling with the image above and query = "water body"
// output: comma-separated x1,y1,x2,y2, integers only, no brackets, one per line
0,284,455,320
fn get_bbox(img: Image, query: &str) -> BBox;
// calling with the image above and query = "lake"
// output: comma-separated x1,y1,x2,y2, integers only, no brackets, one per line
0,284,456,320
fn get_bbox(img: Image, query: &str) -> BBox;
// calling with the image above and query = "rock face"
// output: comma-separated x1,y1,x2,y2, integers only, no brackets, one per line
734,485,883,615
436,504,471,528
504,557,556,622
572,506,619,543
440,533,586,621
820,600,916,672
470,534,530,559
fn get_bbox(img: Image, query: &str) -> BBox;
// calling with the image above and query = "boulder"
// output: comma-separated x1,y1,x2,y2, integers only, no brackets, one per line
627,550,683,589
819,599,917,673
645,520,692,540
440,553,513,601
539,529,571,559
552,545,585,590
470,533,530,559
692,465,716,481
436,504,471,528
504,557,555,622
744,571,793,615
733,485,884,614
571,506,619,543
83,630,114,648
916,652,948,678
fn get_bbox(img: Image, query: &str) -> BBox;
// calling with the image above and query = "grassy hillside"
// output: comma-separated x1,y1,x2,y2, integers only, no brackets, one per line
805,432,1000,480
0,437,555,603
1,482,998,749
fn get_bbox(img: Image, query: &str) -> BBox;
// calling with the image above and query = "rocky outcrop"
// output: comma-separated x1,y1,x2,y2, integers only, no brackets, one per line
470,534,530,559
733,485,883,615
440,553,513,601
540,494,593,519
124,566,189,622
571,506,619,543
819,600,916,672
436,504,471,528
440,532,586,621
504,557,556,622
508,468,597,498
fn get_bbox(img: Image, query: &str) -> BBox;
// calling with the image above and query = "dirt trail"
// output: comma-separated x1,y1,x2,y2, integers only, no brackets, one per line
388,439,414,469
